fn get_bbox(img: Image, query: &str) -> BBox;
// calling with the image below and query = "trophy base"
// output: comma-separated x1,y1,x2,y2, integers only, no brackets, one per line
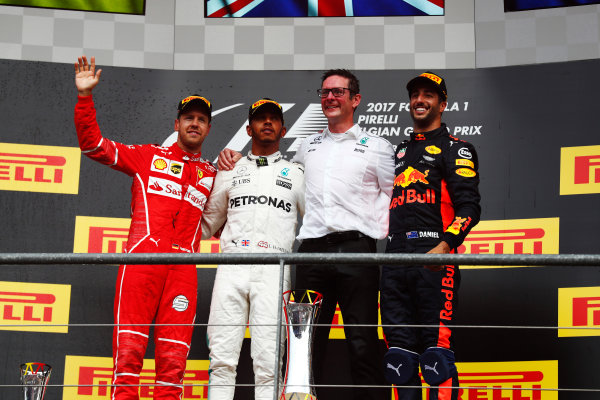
281,392,317,400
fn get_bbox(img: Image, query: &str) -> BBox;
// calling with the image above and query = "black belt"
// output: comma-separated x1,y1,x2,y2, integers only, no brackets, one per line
302,230,370,245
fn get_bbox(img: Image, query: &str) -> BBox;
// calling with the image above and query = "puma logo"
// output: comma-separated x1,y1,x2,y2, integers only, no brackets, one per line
386,362,402,376
424,362,439,375
150,238,160,246
231,240,238,246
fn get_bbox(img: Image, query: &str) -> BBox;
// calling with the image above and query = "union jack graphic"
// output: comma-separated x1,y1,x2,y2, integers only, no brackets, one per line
207,0,443,17
241,240,250,246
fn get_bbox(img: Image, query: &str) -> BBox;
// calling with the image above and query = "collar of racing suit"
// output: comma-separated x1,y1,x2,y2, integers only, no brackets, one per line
169,142,204,162
246,150,283,163
410,123,448,141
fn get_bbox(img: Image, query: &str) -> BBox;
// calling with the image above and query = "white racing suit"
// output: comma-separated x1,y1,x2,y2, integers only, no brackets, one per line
201,151,305,400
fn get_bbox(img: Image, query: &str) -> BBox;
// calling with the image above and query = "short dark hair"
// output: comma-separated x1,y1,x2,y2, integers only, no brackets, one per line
321,69,360,96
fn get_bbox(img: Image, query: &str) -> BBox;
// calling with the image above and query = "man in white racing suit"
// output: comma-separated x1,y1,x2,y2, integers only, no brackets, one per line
202,98,305,400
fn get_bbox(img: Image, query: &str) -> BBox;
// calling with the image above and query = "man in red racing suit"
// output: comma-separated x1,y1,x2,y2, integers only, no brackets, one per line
74,56,216,400
381,72,481,400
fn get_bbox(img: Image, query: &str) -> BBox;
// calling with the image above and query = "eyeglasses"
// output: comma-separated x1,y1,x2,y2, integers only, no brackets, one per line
317,87,353,98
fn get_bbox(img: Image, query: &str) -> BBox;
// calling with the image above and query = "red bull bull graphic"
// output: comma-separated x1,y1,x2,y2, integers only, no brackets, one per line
446,216,470,235
394,166,429,188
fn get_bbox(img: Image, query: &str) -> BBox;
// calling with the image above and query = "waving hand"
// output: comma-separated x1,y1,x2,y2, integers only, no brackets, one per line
74,56,102,96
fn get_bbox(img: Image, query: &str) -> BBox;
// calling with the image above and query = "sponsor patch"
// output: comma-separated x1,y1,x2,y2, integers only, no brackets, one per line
229,195,292,212
276,179,292,189
184,186,207,210
153,158,168,170
309,135,323,144
198,176,214,190
150,155,185,178
458,147,472,159
172,295,189,311
425,145,441,154
456,159,474,168
235,165,249,176
397,148,406,159
394,166,429,188
257,240,288,252
232,177,251,187
456,168,476,178
256,157,268,167
147,176,182,200
169,162,183,176
446,216,470,235
421,72,442,85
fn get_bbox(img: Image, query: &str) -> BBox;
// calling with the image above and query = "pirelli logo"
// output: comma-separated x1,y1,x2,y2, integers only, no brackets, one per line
391,361,558,400
560,145,600,195
196,238,221,269
457,218,559,269
73,215,221,268
0,143,81,194
0,281,71,333
63,355,209,399
74,216,130,254
558,286,600,337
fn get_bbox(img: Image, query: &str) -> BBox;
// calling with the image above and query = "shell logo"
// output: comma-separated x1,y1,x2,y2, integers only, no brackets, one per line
153,159,168,170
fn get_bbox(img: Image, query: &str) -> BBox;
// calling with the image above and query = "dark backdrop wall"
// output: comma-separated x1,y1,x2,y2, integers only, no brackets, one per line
1,58,599,399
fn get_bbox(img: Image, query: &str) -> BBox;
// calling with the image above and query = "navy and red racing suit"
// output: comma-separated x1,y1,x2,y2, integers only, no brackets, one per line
75,95,216,400
382,123,481,400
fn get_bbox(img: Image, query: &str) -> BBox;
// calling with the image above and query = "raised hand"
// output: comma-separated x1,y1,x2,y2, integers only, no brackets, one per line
74,56,102,96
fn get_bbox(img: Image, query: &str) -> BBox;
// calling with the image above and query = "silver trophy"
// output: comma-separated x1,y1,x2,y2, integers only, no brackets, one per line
20,363,52,400
280,290,323,400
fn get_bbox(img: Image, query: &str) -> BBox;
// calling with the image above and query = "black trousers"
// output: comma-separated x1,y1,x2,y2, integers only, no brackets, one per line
296,233,387,400
382,240,461,400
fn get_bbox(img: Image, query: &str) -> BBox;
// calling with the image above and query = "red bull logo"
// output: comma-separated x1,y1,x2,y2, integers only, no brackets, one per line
389,188,435,209
446,216,470,235
394,166,429,188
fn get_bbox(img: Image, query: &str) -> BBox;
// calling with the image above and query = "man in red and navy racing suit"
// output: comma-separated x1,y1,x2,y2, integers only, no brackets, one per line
74,56,217,400
381,72,481,400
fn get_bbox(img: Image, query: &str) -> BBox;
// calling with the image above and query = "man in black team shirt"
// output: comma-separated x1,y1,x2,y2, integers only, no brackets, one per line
381,72,481,400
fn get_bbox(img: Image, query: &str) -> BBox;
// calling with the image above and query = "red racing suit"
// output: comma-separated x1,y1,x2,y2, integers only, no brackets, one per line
382,124,480,400
75,95,216,400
